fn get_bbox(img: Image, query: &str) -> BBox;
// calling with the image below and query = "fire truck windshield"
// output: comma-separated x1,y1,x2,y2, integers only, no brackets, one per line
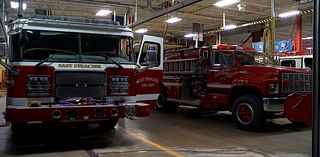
235,51,278,66
11,29,135,64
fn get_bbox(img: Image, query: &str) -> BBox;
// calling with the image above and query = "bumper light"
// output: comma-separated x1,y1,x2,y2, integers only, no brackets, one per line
28,100,41,107
52,110,62,119
111,108,119,117
268,83,279,94
125,105,137,119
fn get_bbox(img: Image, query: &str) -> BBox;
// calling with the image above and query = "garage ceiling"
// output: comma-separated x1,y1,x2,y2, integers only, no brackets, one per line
3,0,314,46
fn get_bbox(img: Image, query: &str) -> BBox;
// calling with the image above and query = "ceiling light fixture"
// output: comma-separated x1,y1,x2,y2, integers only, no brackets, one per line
164,17,182,23
135,28,148,34
240,23,250,27
237,2,246,11
184,33,194,38
222,24,237,30
213,0,240,8
10,1,26,10
302,36,313,40
278,10,301,18
96,9,112,17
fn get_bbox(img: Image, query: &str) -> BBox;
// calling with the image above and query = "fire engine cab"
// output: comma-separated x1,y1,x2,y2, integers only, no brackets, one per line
158,45,312,131
0,16,164,132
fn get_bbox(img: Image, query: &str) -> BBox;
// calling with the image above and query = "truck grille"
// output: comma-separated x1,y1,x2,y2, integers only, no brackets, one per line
282,73,312,93
55,72,106,99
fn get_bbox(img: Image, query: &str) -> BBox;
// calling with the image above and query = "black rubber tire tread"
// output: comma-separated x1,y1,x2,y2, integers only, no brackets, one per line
232,95,265,131
156,92,179,113
10,123,27,134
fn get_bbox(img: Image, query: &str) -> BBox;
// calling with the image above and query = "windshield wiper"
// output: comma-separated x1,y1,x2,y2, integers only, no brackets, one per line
32,49,78,67
108,58,123,69
36,53,58,67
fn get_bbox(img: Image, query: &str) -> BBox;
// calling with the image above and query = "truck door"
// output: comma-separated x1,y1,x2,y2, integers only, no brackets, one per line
136,35,163,108
208,50,236,94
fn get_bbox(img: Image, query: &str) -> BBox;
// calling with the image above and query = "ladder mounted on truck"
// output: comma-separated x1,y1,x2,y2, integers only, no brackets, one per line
164,48,210,75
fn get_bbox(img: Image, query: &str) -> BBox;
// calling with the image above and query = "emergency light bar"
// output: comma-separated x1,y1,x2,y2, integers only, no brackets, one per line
215,44,236,50
30,15,120,26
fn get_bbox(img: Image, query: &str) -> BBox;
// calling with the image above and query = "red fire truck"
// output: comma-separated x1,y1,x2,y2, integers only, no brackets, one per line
158,45,312,131
0,16,164,132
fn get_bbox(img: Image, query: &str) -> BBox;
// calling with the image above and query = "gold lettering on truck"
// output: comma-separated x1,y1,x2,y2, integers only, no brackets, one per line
58,64,101,68
137,77,159,88
58,64,73,68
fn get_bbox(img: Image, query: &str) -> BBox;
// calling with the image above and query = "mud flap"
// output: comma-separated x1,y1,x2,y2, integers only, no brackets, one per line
284,93,312,126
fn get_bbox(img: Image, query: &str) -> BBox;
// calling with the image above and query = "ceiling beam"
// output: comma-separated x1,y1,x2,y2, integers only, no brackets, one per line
130,0,203,27
178,12,249,23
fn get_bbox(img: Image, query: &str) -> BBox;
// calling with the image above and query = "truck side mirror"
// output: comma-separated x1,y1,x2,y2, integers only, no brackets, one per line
0,43,7,57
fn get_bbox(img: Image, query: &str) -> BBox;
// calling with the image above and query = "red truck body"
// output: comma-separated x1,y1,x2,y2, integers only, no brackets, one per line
158,45,312,131
0,16,164,131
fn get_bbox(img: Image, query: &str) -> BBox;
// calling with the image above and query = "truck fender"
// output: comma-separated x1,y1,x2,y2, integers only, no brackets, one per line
159,81,167,94
284,93,312,126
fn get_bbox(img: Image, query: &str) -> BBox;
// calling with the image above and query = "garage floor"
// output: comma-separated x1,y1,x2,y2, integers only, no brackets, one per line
0,96,311,157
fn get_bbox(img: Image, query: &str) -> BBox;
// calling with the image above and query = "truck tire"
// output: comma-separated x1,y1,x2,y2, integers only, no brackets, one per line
156,93,178,112
99,117,119,129
10,123,27,134
232,95,265,131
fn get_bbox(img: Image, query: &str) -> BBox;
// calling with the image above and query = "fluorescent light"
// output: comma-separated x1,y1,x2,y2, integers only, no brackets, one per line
213,0,240,7
10,1,26,10
278,10,300,18
184,33,194,38
135,28,148,34
222,24,237,30
96,10,112,17
306,47,313,50
302,36,313,40
240,23,250,27
164,17,182,23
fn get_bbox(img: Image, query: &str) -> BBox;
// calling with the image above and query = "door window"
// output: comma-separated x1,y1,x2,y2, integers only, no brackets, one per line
304,58,312,69
212,51,235,67
139,42,160,67
281,60,296,67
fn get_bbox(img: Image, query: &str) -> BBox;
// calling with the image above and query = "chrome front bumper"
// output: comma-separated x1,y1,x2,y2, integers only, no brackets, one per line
263,97,286,112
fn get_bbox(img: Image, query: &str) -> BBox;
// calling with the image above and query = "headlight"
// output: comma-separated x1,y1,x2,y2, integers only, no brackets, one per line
109,76,129,95
268,83,279,94
27,75,50,96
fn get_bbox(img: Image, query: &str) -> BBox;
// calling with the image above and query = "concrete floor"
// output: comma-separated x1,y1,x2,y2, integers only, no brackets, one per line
0,96,311,157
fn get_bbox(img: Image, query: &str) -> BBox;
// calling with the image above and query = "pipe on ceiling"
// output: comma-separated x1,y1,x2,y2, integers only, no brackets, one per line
18,0,23,18
135,0,138,22
69,0,143,9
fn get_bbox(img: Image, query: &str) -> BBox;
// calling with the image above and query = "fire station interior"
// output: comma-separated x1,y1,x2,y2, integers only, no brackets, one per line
0,0,319,157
